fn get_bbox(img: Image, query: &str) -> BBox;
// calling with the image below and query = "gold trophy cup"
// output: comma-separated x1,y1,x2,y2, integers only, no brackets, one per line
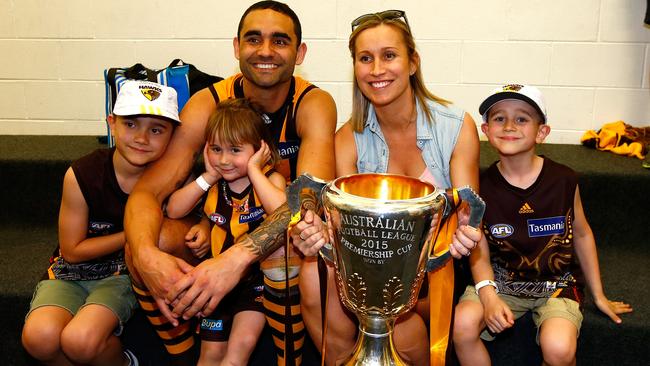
318,173,484,366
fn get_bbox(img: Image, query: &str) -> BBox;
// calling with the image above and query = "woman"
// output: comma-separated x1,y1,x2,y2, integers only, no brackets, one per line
294,10,482,365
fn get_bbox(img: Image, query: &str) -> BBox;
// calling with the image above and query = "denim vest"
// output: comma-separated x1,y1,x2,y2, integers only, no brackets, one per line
353,99,464,189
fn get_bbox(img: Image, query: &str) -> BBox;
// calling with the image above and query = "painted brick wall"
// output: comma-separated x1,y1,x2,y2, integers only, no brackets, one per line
0,0,648,143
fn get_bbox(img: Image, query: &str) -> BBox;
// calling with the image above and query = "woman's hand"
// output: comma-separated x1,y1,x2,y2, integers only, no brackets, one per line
449,204,482,258
290,210,329,257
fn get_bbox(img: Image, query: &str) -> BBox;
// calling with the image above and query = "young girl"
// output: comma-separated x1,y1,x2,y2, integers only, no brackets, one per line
166,98,286,366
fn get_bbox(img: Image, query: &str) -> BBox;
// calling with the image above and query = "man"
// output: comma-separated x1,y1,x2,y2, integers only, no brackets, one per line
124,1,336,364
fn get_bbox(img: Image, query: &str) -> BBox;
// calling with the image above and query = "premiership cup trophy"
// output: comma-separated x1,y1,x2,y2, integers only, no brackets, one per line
313,173,484,366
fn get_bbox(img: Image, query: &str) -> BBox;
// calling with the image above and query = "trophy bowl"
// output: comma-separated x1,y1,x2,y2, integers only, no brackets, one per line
322,173,446,366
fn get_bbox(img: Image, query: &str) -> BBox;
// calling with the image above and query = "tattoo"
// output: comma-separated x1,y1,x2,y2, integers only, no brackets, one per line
243,203,291,258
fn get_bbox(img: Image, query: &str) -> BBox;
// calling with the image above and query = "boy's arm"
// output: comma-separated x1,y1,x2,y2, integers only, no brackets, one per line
58,168,126,263
572,186,633,323
167,88,337,320
124,88,215,312
468,236,515,334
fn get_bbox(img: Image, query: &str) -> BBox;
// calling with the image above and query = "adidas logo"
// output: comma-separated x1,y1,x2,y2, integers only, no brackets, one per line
518,202,535,214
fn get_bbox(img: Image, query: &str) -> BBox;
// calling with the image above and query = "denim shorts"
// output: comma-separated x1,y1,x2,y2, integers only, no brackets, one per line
459,285,583,342
27,274,137,331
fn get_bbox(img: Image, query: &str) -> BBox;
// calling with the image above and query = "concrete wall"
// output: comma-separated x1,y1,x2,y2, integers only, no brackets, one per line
0,0,648,143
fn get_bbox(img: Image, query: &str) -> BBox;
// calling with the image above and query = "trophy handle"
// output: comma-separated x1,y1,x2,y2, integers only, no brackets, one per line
425,186,485,272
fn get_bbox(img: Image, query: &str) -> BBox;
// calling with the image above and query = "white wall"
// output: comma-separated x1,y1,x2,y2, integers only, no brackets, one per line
0,0,648,143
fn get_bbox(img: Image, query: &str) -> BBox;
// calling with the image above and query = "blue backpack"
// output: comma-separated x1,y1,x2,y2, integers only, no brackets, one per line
104,59,222,146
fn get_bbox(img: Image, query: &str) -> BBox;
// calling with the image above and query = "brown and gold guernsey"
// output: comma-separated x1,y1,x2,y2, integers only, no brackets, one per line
208,74,317,183
480,157,584,302
48,148,128,280
203,178,267,257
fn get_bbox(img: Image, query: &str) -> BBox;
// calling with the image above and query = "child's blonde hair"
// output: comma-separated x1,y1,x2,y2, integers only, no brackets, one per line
205,98,280,166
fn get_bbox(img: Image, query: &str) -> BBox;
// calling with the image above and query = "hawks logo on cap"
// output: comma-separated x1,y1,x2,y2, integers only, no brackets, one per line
502,84,524,92
139,85,163,101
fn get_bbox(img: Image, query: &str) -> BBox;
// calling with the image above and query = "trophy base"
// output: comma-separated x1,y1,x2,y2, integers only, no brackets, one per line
340,316,408,366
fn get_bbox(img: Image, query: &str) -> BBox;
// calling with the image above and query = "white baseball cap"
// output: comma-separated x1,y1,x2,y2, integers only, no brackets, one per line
479,84,547,123
113,80,181,124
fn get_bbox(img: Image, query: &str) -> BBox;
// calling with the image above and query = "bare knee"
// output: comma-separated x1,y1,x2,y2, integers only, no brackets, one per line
198,342,226,366
22,307,72,361
453,301,484,344
22,320,63,360
540,338,576,366
394,312,429,366
60,322,105,363
539,321,577,366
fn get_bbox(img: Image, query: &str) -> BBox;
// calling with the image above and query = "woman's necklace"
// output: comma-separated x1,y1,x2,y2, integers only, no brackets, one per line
220,180,249,212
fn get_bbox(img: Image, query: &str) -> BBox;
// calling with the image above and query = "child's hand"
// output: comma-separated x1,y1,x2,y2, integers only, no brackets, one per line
482,293,515,334
203,144,221,181
594,295,633,324
185,224,210,259
248,140,271,172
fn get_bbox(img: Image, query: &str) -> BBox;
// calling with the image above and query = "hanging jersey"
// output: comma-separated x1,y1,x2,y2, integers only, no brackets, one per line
480,157,583,302
48,148,129,280
208,74,317,183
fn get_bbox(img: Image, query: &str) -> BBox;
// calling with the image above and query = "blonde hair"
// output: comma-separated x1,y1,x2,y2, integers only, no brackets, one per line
205,98,280,166
348,16,451,132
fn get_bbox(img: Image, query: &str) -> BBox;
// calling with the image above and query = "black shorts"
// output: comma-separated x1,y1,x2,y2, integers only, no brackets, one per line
198,268,264,342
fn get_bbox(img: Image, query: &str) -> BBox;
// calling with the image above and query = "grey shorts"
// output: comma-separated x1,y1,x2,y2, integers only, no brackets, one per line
459,285,583,342
27,275,137,332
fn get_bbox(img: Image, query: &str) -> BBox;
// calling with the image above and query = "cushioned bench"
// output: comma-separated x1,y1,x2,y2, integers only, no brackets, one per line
1,136,648,365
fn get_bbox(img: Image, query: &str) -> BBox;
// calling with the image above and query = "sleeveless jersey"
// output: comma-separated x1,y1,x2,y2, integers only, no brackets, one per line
48,148,128,280
203,171,274,257
480,157,583,301
208,74,317,183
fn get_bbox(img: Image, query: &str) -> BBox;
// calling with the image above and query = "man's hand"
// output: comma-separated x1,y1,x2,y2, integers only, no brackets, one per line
133,246,194,325
168,245,252,320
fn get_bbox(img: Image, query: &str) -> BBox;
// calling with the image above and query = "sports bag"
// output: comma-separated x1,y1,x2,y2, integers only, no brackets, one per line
103,59,222,146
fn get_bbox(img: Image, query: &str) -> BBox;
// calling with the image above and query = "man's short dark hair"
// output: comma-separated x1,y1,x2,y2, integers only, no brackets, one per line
237,0,303,46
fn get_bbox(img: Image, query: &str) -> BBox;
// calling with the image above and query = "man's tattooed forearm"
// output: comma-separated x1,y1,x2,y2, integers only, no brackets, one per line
242,203,291,257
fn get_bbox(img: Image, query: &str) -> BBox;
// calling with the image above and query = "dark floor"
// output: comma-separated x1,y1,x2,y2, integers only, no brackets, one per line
1,136,648,365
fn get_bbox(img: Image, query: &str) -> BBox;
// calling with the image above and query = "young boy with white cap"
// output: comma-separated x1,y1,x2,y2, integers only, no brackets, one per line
22,80,180,366
452,84,632,365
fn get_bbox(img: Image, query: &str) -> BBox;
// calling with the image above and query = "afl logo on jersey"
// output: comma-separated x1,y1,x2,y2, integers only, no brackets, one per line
490,224,514,238
89,221,115,235
209,213,227,226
